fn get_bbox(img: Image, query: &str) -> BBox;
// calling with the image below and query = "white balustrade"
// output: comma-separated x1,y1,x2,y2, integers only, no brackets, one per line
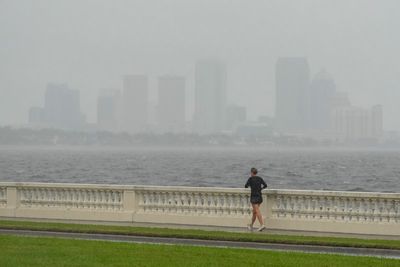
135,189,252,217
19,187,123,211
264,189,400,235
269,190,400,224
0,182,399,235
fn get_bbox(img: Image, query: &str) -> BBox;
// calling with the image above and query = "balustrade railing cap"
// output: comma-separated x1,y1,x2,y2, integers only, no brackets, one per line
0,182,399,198
266,189,400,198
133,185,248,192
0,182,131,190
0,182,248,193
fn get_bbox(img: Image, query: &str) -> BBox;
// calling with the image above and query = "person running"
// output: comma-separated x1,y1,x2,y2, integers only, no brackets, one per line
245,167,267,232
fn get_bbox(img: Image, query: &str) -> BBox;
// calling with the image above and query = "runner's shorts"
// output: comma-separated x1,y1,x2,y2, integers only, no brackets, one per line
250,195,263,204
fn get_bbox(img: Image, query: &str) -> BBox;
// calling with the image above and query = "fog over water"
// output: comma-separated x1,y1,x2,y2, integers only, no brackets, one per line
1,147,399,192
1,1,400,192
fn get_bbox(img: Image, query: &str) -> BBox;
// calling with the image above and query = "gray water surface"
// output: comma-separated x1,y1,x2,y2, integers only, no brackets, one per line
0,147,399,193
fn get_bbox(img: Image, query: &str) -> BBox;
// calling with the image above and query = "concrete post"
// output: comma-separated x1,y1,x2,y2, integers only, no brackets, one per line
123,190,136,223
5,186,19,217
264,191,275,225
6,187,18,209
123,190,136,212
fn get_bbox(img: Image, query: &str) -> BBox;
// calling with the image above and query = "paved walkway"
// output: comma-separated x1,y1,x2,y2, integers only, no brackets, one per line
1,229,400,259
3,217,400,240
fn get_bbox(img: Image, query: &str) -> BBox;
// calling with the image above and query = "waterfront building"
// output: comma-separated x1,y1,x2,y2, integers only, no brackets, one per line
43,83,85,130
157,75,186,133
308,70,336,129
235,123,273,137
28,107,45,126
371,105,383,138
275,57,310,131
225,104,247,131
97,91,118,132
122,75,148,133
193,60,227,134
331,91,351,108
331,105,383,141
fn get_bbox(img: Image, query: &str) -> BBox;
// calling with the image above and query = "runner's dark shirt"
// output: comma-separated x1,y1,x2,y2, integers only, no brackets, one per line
245,176,267,197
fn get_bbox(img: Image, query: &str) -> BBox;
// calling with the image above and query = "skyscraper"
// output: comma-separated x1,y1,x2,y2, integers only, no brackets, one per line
371,105,383,138
275,57,310,131
97,91,118,131
157,75,185,133
225,105,247,131
331,92,351,109
308,70,336,129
43,83,85,130
28,107,45,126
122,75,148,133
194,60,227,133
331,105,383,141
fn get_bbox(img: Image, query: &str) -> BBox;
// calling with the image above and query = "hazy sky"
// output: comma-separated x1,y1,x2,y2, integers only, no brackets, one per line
1,0,399,130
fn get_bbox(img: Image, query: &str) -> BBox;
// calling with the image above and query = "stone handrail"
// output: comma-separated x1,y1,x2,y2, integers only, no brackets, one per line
0,182,399,236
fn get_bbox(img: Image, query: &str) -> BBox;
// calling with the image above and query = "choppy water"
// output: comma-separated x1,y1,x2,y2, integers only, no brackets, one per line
0,146,399,193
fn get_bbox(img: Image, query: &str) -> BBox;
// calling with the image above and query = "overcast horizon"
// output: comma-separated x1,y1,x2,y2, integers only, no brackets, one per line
1,0,400,130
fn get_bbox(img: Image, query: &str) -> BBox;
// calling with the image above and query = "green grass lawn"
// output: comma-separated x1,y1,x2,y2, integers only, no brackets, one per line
0,219,400,250
0,235,399,267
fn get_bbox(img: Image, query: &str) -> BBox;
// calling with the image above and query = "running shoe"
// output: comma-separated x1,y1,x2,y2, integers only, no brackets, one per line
257,225,266,232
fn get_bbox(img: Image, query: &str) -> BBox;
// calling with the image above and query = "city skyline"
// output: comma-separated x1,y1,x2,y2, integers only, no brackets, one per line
1,1,400,130
16,57,389,132
26,57,383,143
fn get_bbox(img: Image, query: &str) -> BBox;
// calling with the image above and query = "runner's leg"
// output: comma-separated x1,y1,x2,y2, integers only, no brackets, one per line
255,204,264,226
251,203,257,225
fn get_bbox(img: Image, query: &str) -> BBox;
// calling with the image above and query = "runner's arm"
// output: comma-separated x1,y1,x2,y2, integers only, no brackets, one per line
261,178,267,189
245,178,250,188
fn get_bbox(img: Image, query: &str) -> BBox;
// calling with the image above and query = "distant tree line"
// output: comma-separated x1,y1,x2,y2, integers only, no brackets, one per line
0,126,394,147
